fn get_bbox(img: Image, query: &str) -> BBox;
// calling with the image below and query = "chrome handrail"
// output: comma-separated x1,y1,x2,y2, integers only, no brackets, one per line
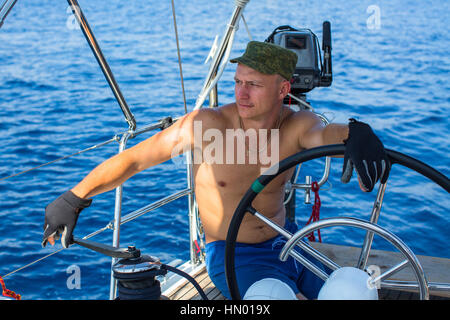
356,182,388,270
105,119,197,299
380,280,450,293
0,0,17,28
66,0,136,131
287,111,332,204
108,131,131,299
194,0,249,110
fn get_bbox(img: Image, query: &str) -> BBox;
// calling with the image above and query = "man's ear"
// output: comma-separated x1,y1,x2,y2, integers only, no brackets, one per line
279,79,291,99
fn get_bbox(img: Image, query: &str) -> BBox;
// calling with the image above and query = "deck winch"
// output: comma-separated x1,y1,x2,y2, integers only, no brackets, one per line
72,237,208,300
112,248,167,300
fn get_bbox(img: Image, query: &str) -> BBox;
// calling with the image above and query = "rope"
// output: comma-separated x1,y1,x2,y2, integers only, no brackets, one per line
194,239,201,256
305,181,322,242
0,135,120,279
1,248,64,279
194,25,237,110
0,224,113,280
0,136,119,183
116,279,162,300
241,14,252,40
0,275,21,300
170,0,188,114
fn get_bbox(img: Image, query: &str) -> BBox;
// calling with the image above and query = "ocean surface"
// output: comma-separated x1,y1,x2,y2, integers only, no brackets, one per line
0,0,448,300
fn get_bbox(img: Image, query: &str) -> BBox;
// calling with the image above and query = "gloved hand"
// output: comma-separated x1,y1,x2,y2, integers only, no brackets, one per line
42,190,92,248
341,119,390,192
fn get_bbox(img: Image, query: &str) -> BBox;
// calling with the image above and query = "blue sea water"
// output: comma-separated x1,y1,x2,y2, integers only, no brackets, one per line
0,0,448,300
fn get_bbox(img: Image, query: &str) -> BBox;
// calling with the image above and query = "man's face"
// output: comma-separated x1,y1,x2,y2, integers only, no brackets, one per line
234,64,287,121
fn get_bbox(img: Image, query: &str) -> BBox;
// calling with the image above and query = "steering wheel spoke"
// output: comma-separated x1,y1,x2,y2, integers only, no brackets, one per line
370,259,410,286
252,208,341,274
356,182,388,270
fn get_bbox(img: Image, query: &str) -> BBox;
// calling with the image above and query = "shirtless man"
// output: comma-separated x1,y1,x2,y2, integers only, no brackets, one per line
42,41,389,299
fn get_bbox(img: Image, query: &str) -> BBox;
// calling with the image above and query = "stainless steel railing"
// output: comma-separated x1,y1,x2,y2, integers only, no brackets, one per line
0,0,17,28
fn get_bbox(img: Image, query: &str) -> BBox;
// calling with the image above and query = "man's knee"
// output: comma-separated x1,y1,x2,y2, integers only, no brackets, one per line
317,267,378,300
243,278,298,300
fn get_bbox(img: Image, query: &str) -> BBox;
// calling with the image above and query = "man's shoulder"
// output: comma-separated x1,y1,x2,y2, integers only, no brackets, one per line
282,108,323,130
191,103,235,129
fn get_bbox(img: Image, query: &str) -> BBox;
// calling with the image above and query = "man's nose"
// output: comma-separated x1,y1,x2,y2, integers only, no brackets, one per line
236,83,249,99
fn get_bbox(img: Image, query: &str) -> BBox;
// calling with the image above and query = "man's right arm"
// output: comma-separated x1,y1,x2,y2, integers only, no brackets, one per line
42,108,216,247
72,108,211,199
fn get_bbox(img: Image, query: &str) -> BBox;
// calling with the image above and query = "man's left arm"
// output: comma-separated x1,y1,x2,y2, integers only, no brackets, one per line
300,113,390,192
319,122,349,146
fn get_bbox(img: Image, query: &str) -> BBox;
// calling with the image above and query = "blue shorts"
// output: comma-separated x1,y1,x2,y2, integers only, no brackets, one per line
205,220,325,299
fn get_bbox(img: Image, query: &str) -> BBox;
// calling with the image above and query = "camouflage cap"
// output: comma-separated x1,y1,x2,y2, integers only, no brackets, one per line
230,41,298,81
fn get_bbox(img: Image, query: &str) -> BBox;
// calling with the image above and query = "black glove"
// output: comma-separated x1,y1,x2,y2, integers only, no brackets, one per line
42,190,92,248
341,119,390,192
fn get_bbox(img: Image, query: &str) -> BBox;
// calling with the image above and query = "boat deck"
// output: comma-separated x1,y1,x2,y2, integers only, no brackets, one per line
162,242,450,300
165,266,226,300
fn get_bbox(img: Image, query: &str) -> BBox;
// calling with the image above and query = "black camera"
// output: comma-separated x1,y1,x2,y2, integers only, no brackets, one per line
266,22,332,97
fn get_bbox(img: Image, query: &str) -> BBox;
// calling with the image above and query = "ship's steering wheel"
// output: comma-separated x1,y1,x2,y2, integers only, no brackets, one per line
225,144,450,300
